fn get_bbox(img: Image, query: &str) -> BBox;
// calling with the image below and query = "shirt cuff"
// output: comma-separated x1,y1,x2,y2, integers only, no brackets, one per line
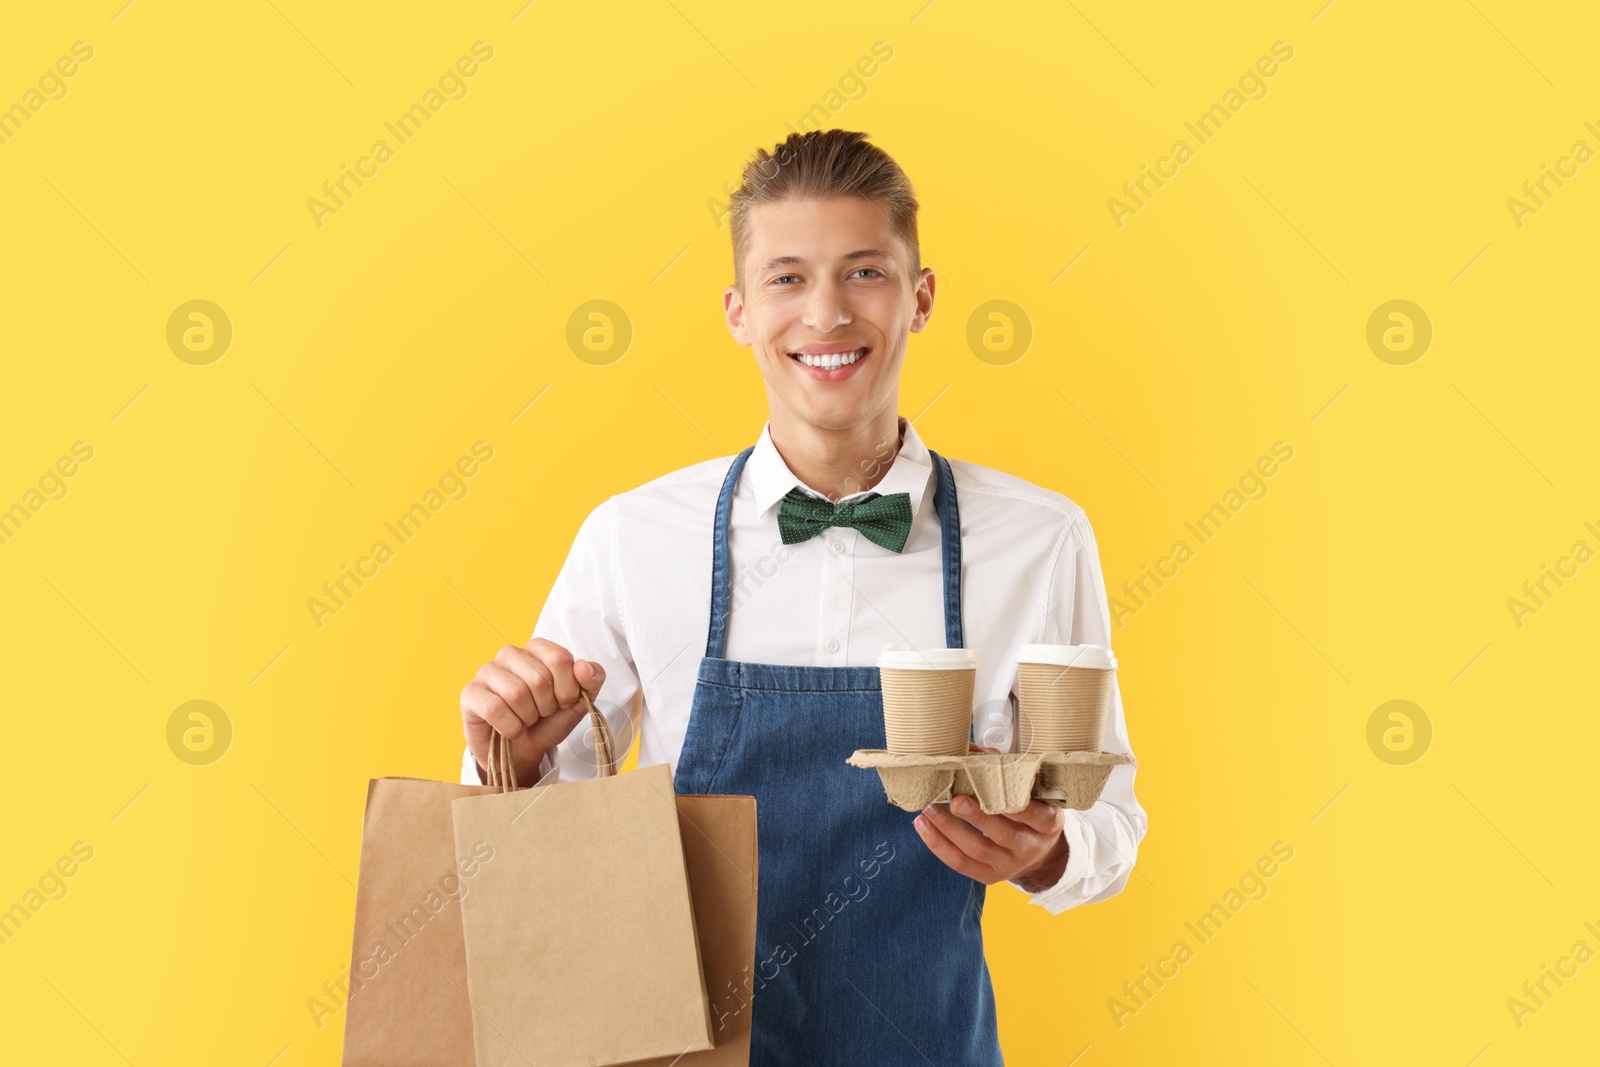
1012,809,1092,915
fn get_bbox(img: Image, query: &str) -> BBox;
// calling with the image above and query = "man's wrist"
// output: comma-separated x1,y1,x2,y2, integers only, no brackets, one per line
1012,829,1070,893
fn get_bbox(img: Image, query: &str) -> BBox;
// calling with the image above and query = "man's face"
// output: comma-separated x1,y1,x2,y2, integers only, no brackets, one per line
725,196,935,433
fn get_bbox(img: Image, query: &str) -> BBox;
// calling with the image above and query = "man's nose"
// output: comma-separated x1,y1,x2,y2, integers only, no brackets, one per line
802,278,851,332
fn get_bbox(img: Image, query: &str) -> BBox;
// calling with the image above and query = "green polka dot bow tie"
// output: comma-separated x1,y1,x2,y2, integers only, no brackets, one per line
776,487,914,553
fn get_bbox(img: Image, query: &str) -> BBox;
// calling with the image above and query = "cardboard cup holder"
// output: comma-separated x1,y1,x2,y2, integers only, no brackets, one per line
847,749,1136,815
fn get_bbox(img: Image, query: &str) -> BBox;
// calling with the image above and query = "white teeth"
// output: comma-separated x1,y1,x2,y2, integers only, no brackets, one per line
794,348,865,369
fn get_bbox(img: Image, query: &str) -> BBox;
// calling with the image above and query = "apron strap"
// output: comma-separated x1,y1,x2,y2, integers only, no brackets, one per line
705,447,756,659
928,450,965,649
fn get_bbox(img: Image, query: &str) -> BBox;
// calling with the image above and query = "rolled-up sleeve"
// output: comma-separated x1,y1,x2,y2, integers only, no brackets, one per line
460,496,643,786
1009,510,1148,914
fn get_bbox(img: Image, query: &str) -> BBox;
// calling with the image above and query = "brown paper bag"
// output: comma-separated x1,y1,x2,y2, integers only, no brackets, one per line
340,774,504,1067
450,700,749,1067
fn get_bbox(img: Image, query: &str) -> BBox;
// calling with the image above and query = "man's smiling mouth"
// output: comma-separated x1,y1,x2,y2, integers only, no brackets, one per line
788,346,869,370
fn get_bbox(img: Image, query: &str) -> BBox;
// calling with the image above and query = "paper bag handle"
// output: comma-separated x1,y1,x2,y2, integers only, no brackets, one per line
484,689,616,790
485,728,518,791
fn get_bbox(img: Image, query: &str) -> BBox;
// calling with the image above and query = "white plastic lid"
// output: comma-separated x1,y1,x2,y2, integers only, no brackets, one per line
877,643,978,670
1017,643,1117,670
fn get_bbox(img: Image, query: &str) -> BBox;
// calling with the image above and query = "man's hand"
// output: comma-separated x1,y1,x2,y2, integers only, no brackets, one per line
460,639,605,784
914,795,1069,888
912,744,1070,888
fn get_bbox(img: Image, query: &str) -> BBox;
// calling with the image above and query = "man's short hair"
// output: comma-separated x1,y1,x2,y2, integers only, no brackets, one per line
728,129,920,291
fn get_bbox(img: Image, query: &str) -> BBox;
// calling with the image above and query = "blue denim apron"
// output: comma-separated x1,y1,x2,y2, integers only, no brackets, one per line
673,445,1004,1066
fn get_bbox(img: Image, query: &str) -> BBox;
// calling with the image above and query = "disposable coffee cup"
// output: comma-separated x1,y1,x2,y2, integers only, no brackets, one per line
1015,644,1117,754
878,644,978,756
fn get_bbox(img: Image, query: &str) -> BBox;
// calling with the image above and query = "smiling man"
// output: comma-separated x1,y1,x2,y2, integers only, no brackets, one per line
459,129,1145,1065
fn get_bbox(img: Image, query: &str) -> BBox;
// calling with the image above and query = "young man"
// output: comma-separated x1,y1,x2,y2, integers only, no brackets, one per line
459,129,1145,1064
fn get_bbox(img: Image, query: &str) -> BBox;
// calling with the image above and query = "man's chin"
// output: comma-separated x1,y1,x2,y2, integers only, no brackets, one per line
780,393,885,434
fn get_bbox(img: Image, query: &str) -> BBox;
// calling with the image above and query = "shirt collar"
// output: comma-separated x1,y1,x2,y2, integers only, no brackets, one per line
746,416,935,521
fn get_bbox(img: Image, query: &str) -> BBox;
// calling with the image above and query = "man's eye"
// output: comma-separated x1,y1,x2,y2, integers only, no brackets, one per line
852,268,883,279
771,275,801,285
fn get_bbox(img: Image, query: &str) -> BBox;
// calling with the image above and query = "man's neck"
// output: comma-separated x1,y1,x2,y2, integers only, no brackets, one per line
770,409,906,502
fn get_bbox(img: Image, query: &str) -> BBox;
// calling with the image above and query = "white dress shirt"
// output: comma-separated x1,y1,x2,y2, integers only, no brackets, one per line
460,416,1146,915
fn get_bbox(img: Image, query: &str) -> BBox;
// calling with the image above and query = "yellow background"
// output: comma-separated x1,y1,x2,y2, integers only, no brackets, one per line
2,1,1596,1064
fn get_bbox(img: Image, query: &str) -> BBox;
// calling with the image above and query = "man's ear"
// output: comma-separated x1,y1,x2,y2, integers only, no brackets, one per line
723,284,752,346
909,267,936,334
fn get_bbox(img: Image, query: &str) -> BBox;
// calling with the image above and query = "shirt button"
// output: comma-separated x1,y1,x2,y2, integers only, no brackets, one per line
830,539,844,553
825,638,840,653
